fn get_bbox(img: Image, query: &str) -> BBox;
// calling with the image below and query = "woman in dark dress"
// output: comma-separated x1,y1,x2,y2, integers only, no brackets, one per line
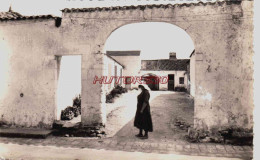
134,84,153,139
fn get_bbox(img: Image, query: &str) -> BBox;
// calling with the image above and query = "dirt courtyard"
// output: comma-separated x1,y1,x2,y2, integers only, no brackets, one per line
105,90,194,144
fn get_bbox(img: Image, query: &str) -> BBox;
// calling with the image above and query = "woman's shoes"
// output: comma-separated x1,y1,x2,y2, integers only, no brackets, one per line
135,134,148,139
140,135,148,139
135,134,143,138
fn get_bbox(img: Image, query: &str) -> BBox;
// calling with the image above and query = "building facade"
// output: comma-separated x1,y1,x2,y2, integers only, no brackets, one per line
103,54,124,93
106,51,141,89
140,53,189,91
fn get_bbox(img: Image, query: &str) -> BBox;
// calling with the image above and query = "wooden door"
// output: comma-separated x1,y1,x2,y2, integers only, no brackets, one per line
168,74,175,90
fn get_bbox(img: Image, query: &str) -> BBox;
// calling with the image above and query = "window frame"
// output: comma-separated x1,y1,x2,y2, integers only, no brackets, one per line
179,77,184,84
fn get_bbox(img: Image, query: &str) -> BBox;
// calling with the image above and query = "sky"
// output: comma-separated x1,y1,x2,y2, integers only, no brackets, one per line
57,56,81,120
0,0,221,16
103,22,194,59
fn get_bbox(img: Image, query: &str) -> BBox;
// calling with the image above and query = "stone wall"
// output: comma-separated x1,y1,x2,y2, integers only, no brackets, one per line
192,1,254,130
61,0,254,130
0,19,58,128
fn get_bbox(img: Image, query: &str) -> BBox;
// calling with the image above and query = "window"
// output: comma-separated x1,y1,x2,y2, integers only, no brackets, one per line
179,77,184,84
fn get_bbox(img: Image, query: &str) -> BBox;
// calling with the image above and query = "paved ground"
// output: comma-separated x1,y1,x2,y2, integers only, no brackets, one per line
0,91,253,160
0,136,253,159
0,143,245,160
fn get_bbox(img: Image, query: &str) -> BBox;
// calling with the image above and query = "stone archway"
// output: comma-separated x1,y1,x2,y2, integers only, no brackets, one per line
59,1,253,131
0,1,253,132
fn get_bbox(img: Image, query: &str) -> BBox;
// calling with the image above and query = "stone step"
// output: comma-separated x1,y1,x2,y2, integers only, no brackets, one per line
0,128,52,139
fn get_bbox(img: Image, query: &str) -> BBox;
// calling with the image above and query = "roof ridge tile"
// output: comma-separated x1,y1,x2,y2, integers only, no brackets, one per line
61,1,242,13
0,11,59,21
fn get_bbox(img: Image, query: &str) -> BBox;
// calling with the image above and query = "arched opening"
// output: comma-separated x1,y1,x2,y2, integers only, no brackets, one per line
141,73,159,91
104,22,194,59
102,22,195,142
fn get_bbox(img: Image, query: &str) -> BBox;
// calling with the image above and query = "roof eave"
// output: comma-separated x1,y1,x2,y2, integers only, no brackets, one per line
61,1,242,13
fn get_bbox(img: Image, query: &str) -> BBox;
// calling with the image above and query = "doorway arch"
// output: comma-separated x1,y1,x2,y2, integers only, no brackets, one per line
102,21,196,135
103,22,195,59
60,1,253,131
100,21,196,130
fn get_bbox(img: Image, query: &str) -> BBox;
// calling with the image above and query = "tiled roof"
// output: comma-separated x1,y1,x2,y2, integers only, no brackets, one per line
107,51,141,56
0,11,57,21
0,1,244,20
62,1,243,13
141,59,189,71
0,11,22,20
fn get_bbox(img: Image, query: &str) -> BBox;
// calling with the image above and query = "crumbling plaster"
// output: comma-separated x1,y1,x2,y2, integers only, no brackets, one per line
0,20,58,128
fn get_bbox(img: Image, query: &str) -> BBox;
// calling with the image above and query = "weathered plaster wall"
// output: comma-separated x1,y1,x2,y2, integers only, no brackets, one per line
0,17,106,127
0,1,254,130
192,1,254,130
0,20,58,128
60,1,253,129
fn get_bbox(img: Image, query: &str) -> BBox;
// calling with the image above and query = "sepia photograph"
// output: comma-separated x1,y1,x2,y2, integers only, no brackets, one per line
0,0,258,159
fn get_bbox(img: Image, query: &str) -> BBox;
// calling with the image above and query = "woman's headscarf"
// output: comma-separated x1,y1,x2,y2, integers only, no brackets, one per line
138,84,151,91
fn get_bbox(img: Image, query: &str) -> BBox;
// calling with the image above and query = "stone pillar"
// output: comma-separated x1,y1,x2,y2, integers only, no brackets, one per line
81,53,106,126
193,51,211,130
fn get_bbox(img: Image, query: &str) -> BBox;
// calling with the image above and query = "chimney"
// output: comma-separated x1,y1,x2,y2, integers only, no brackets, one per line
169,52,176,59
9,5,13,12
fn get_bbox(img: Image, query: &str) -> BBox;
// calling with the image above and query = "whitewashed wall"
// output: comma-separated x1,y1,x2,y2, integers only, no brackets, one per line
139,70,188,90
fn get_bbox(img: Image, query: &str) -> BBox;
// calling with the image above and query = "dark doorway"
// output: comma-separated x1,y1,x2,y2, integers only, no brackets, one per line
142,74,159,90
168,74,175,91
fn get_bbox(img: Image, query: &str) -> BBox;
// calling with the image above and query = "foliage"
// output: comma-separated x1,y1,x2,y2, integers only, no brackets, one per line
186,125,253,145
106,85,127,103
61,94,81,120
175,86,187,92
73,94,81,114
61,107,75,120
